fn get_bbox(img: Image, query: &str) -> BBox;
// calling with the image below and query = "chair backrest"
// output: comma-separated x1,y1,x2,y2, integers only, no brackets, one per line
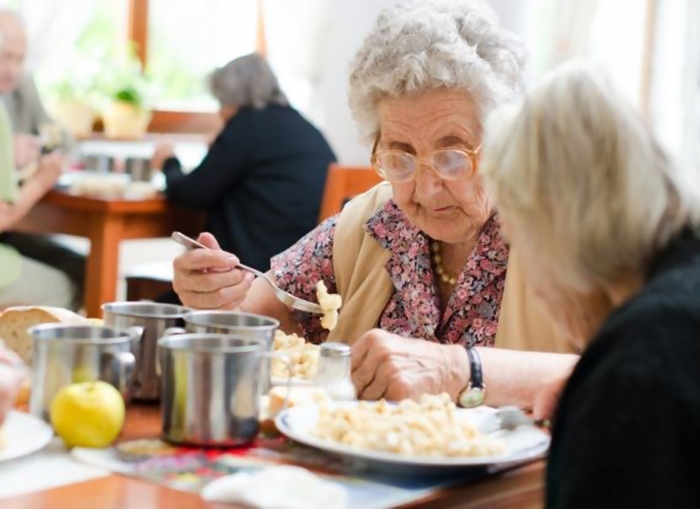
318,164,383,222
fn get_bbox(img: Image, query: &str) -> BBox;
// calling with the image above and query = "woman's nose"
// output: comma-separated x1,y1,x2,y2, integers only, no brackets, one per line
413,162,443,198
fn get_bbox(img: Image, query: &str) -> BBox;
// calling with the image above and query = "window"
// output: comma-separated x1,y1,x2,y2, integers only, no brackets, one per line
31,0,128,105
146,0,258,112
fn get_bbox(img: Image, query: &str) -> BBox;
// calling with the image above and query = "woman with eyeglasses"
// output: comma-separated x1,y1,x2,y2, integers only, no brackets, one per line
171,0,584,410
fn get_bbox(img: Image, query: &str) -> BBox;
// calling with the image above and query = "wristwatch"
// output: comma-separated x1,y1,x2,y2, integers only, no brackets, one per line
458,346,486,408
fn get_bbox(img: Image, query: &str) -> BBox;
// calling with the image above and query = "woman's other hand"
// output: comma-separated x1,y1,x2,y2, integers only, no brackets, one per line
172,232,254,310
151,142,176,170
350,329,468,401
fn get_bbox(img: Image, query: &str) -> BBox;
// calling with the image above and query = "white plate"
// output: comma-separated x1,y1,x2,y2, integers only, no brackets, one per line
275,403,549,475
0,411,54,462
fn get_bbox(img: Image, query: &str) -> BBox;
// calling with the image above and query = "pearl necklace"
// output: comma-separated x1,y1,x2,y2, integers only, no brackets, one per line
430,240,458,285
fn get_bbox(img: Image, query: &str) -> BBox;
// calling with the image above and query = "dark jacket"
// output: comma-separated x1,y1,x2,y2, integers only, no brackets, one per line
164,105,336,271
547,229,700,509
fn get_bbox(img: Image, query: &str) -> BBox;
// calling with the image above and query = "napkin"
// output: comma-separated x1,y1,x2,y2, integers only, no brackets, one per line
200,465,348,509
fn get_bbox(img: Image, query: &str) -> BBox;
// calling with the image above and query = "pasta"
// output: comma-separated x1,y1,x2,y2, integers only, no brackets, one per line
271,330,320,380
314,393,506,457
315,281,342,331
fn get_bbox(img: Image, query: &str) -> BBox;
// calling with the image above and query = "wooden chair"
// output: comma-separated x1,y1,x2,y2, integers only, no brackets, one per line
124,261,174,302
318,163,383,221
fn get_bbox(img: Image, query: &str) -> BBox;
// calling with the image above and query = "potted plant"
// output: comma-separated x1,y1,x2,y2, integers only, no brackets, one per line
100,47,153,139
102,85,152,139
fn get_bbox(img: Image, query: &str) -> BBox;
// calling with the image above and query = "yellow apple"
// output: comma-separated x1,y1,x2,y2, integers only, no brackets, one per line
50,381,125,448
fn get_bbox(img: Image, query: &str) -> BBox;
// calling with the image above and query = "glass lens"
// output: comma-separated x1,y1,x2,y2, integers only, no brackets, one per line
375,153,416,182
432,150,472,179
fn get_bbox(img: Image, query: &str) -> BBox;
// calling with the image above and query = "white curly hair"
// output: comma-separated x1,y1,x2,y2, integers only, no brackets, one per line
348,0,530,142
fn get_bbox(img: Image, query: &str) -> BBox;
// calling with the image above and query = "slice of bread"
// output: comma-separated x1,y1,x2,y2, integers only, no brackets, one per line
0,306,89,365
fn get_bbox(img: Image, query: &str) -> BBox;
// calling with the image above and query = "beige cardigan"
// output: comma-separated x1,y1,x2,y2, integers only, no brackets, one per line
326,183,576,354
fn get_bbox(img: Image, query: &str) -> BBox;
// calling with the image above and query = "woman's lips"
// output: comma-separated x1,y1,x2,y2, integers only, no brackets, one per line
432,206,455,214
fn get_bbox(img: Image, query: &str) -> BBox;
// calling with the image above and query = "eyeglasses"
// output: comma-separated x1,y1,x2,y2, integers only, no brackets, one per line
370,136,482,183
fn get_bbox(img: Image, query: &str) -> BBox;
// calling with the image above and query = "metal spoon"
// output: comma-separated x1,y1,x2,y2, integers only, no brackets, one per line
171,232,324,314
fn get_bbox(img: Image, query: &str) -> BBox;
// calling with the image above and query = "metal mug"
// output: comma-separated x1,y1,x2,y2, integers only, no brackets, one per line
124,157,153,182
29,324,142,423
177,311,280,394
158,333,291,447
102,302,189,401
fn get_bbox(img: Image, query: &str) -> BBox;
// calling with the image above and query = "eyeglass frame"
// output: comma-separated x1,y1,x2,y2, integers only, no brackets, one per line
370,134,482,183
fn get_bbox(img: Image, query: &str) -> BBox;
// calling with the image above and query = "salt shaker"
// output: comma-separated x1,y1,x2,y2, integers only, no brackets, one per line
313,343,357,401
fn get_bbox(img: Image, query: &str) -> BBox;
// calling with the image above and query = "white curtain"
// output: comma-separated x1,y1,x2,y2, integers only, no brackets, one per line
14,0,99,71
262,0,333,127
548,0,599,65
648,0,700,172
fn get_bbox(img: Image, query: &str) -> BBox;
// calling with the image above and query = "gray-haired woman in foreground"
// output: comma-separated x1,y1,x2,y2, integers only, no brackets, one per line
482,61,700,509
152,53,336,274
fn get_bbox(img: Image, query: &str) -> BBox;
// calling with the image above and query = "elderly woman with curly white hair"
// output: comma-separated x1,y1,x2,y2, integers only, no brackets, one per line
172,0,580,410
482,62,700,508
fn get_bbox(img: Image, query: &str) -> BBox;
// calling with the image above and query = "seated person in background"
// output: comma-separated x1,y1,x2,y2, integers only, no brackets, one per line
0,9,83,309
0,9,71,167
0,102,77,310
152,53,337,275
482,62,700,508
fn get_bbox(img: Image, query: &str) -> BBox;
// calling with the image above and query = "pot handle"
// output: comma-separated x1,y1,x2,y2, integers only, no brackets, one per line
99,326,143,401
100,350,136,402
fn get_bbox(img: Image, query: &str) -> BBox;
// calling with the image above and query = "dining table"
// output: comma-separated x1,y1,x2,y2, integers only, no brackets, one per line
13,189,204,317
1,403,546,509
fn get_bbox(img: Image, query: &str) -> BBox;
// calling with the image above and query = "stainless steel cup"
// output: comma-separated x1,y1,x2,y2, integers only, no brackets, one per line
180,311,280,394
125,157,153,182
29,324,141,422
158,333,287,447
102,302,189,401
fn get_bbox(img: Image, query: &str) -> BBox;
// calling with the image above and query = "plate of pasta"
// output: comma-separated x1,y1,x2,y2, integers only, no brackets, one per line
275,394,549,474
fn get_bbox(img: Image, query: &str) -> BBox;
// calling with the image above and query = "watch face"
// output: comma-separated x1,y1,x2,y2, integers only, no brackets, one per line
459,388,485,408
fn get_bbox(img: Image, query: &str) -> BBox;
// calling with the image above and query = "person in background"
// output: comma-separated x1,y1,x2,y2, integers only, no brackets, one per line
482,62,700,508
0,101,76,309
0,9,84,310
0,9,70,166
152,53,336,276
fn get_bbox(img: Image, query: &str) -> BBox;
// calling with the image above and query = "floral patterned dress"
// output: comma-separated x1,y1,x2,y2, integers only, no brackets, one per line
271,200,509,346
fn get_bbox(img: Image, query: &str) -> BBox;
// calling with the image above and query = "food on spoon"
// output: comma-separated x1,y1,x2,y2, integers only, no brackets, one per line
315,281,341,331
314,393,507,457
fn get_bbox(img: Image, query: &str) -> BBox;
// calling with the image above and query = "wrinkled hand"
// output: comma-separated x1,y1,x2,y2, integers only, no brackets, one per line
351,330,467,401
0,348,26,426
172,232,254,310
13,134,41,169
151,142,176,170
